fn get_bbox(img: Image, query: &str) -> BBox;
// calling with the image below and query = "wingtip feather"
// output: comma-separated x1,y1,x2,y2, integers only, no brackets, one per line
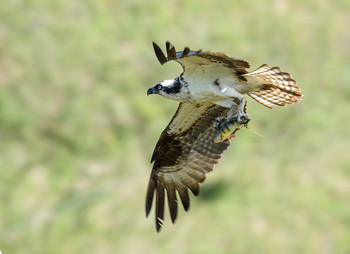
166,41,176,60
166,186,178,224
181,47,190,57
177,186,190,211
155,183,165,232
145,178,156,217
152,42,167,65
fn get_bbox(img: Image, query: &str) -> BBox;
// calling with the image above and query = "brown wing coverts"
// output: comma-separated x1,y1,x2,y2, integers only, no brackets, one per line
145,103,231,232
152,41,250,74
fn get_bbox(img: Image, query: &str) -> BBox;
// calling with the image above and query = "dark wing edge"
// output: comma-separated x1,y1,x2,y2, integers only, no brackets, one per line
152,41,250,74
152,41,201,65
145,102,232,232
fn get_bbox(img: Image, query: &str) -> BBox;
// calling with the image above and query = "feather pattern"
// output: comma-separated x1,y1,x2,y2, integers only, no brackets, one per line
244,64,303,108
145,102,231,232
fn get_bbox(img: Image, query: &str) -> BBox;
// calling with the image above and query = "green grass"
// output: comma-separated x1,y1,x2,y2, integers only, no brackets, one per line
1,0,350,253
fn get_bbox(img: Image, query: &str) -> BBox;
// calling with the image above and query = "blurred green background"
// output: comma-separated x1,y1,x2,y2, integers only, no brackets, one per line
1,0,350,253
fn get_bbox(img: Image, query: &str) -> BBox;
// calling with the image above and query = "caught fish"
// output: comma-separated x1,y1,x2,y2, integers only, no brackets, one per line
214,121,244,143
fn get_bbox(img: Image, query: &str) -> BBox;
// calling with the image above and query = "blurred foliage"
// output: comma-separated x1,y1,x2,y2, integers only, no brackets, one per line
0,0,350,253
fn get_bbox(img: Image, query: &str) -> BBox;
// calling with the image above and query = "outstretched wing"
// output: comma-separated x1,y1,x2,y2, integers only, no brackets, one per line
146,102,232,232
152,41,250,77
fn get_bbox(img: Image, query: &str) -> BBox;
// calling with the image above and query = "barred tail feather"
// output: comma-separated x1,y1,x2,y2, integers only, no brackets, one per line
244,64,303,109
248,87,301,109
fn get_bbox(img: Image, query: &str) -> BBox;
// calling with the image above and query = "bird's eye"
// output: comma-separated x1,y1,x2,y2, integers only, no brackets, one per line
156,84,163,90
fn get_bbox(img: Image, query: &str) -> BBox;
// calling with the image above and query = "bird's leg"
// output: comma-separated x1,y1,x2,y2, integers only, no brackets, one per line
229,97,250,125
214,115,227,130
215,98,249,128
214,98,249,142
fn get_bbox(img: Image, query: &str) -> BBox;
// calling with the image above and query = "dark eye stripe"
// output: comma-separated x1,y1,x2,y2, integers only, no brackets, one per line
163,79,182,94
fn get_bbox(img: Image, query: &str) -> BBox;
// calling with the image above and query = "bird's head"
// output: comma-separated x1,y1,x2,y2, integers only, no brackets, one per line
147,77,187,101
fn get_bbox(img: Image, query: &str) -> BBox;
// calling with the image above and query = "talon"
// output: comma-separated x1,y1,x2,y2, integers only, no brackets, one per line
240,116,250,125
236,111,250,125
214,109,250,143
214,121,221,130
214,115,228,130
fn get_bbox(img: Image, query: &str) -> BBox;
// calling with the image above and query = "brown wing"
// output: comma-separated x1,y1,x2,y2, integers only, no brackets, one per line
145,102,232,232
152,41,250,77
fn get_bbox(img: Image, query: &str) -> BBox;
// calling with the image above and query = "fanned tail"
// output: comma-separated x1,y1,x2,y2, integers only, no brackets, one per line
244,64,303,109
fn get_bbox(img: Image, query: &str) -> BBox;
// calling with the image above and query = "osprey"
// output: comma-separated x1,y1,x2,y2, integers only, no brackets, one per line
146,41,302,232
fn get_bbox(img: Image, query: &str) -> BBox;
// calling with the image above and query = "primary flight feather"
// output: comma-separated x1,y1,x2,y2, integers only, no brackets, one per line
146,41,302,232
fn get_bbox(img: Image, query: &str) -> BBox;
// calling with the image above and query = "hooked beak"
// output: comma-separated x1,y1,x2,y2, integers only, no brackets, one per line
147,87,155,96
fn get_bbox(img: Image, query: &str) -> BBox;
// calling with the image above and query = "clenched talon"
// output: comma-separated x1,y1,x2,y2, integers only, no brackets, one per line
214,115,228,130
235,111,250,125
214,108,250,137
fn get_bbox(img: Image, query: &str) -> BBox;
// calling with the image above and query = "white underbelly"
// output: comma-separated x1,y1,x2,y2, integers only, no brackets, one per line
183,74,260,106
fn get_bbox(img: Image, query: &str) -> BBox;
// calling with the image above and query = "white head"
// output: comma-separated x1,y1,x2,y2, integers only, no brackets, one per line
147,77,188,101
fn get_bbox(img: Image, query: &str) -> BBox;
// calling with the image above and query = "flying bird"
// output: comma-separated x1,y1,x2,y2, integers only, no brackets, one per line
146,41,302,232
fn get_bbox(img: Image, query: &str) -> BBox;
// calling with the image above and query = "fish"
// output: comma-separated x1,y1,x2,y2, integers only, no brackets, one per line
214,120,244,143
